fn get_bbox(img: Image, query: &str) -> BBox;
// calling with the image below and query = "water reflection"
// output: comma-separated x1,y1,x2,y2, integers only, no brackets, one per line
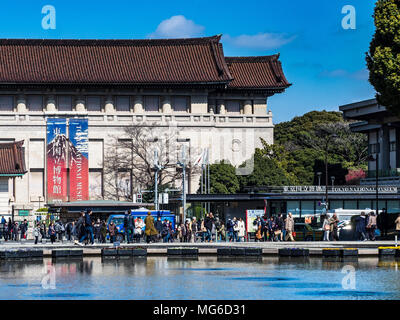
0,256,398,300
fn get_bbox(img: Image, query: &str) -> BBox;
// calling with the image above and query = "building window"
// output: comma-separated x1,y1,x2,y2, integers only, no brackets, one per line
369,143,379,154
390,141,396,152
27,95,43,111
89,169,103,200
29,170,44,199
58,96,73,111
86,96,102,112
0,96,14,111
287,201,300,217
144,96,159,112
301,201,314,216
173,96,189,112
226,100,241,114
116,96,130,112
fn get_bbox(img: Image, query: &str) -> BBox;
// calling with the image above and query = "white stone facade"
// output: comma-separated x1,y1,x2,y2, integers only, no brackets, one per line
0,89,274,218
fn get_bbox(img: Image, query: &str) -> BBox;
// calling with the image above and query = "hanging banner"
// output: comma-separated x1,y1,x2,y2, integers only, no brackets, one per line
69,118,89,201
46,118,68,203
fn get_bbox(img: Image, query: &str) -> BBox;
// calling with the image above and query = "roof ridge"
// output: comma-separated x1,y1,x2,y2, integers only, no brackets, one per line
0,36,221,47
225,55,279,62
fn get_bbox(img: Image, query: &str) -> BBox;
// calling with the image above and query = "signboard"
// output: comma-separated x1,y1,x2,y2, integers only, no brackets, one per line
46,118,68,203
69,119,89,201
245,209,264,233
283,186,398,194
18,210,29,216
159,193,169,204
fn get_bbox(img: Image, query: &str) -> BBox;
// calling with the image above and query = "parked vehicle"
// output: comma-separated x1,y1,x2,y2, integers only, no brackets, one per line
106,209,175,242
294,223,323,241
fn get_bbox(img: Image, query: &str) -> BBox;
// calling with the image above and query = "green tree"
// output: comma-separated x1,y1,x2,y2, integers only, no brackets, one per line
208,161,240,194
367,0,400,116
239,148,297,190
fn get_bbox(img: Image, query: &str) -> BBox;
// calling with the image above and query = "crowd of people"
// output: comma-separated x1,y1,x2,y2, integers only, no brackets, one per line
2,210,400,244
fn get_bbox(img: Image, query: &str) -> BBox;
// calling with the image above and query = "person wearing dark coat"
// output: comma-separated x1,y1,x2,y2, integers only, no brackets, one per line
355,212,367,241
154,216,163,241
123,211,135,244
204,213,213,242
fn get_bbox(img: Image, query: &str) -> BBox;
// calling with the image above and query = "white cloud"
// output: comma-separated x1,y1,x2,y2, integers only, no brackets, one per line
320,68,369,80
148,15,205,38
223,33,296,50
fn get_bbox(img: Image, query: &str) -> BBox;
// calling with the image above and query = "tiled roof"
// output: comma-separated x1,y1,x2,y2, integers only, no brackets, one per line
0,141,27,175
0,36,232,85
225,55,291,90
0,36,290,91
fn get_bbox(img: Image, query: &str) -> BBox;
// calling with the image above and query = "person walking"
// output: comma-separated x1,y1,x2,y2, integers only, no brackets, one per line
367,211,377,241
100,221,107,243
204,213,213,242
323,215,331,241
162,220,173,243
285,212,295,242
48,222,56,244
218,222,226,241
76,210,94,246
154,216,163,242
66,221,74,241
191,217,198,243
12,222,19,241
253,216,263,242
184,220,192,242
124,211,135,244
94,219,101,243
227,218,234,242
144,212,158,243
134,217,144,242
232,217,239,242
33,223,40,244
76,211,85,241
40,221,46,241
329,213,339,241
108,221,117,243
238,217,246,242
19,219,28,240
355,212,367,241
275,214,284,241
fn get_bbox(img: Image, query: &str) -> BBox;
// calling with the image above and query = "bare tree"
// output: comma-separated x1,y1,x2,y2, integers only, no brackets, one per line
103,122,200,201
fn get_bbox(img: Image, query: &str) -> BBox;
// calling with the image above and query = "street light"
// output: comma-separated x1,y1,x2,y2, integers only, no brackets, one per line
331,176,335,188
317,172,322,186
367,154,379,218
324,133,338,213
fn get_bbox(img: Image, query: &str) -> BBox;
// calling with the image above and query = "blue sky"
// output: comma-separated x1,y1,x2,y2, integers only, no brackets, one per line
0,0,376,123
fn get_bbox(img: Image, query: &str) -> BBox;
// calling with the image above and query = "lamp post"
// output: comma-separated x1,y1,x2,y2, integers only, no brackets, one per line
317,172,322,186
367,154,379,218
324,133,338,213
177,143,188,223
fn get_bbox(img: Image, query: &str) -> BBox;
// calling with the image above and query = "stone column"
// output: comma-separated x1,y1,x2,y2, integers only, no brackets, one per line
133,95,144,113
104,96,115,113
75,97,85,112
46,95,56,112
162,96,172,113
253,99,267,115
217,99,226,114
243,100,252,115
16,95,27,113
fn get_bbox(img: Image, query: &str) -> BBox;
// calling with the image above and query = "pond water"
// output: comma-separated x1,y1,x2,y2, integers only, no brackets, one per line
0,256,399,300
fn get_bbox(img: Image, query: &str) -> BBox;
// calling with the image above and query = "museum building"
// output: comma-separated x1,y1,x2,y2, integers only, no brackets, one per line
0,35,290,219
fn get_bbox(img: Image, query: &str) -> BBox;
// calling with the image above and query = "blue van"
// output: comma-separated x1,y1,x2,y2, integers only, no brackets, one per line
106,209,175,242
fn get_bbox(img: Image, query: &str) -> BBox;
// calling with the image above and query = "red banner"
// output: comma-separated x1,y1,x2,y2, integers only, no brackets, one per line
69,119,89,201
46,118,68,203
